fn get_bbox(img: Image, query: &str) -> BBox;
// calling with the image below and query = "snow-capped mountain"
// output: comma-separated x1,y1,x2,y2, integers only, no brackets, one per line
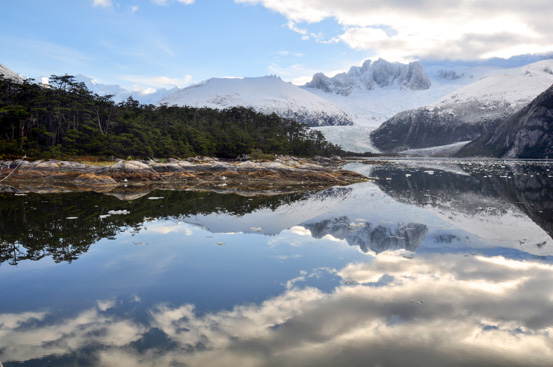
370,60,553,152
303,59,440,127
302,55,553,129
456,83,553,158
305,58,431,96
73,74,178,105
0,63,25,83
159,76,353,127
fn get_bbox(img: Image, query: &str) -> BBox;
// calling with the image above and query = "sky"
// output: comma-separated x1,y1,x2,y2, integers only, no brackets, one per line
2,0,553,92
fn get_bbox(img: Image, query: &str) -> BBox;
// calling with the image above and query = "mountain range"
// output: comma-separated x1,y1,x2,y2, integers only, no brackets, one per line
370,60,553,152
3,54,553,158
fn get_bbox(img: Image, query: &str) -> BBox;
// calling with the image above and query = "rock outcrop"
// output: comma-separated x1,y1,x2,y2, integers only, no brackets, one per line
370,106,503,152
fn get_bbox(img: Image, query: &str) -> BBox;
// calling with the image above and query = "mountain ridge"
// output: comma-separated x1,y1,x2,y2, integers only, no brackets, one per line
159,75,354,127
370,60,553,152
455,83,553,158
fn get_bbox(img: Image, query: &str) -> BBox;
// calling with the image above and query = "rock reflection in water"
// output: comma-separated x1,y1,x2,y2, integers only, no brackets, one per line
470,161,553,238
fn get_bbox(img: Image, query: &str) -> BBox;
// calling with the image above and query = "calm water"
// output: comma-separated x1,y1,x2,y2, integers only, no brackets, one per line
1,159,553,366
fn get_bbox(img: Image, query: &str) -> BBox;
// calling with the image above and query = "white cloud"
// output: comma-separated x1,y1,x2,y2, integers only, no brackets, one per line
236,0,553,60
290,75,312,85
142,221,195,234
121,74,193,89
97,299,116,311
130,5,139,14
274,50,304,57
287,21,310,40
93,0,112,7
289,226,311,236
152,0,195,5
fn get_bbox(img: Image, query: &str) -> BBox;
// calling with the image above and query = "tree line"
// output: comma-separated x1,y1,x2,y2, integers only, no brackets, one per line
0,75,344,159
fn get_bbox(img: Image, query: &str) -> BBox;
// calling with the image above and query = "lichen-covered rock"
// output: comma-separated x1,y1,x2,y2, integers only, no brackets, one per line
73,173,118,187
0,156,367,191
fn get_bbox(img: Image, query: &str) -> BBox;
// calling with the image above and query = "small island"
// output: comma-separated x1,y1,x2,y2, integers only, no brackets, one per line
0,156,367,195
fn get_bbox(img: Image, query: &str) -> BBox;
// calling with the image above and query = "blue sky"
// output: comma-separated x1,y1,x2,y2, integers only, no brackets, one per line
2,0,553,91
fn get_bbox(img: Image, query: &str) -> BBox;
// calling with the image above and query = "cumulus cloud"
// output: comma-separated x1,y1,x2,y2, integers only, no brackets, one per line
93,0,112,7
143,221,194,235
236,0,553,60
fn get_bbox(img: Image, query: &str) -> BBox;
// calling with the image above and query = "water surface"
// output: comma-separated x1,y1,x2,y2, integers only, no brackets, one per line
1,159,553,366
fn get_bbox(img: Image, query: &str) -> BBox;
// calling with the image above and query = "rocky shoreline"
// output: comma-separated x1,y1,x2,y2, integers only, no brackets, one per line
0,156,368,195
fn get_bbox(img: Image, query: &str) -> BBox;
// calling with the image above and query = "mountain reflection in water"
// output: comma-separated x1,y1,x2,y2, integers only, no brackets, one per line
1,159,553,366
304,216,428,253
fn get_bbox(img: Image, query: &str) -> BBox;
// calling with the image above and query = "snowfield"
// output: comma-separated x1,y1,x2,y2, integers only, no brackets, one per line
430,60,553,114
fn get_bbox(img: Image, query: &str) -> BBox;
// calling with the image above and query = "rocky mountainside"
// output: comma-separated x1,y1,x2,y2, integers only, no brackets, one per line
456,83,553,158
160,76,353,127
370,60,553,152
304,58,431,96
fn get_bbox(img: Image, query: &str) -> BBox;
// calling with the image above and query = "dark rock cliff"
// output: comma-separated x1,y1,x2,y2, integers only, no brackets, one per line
456,84,553,158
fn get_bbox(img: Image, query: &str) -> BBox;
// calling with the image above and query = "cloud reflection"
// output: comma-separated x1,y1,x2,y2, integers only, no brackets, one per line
2,254,553,366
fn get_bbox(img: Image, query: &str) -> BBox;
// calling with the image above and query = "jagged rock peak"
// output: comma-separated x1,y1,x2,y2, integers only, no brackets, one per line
304,58,431,96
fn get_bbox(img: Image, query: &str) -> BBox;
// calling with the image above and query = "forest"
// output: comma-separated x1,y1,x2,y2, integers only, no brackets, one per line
0,75,344,160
